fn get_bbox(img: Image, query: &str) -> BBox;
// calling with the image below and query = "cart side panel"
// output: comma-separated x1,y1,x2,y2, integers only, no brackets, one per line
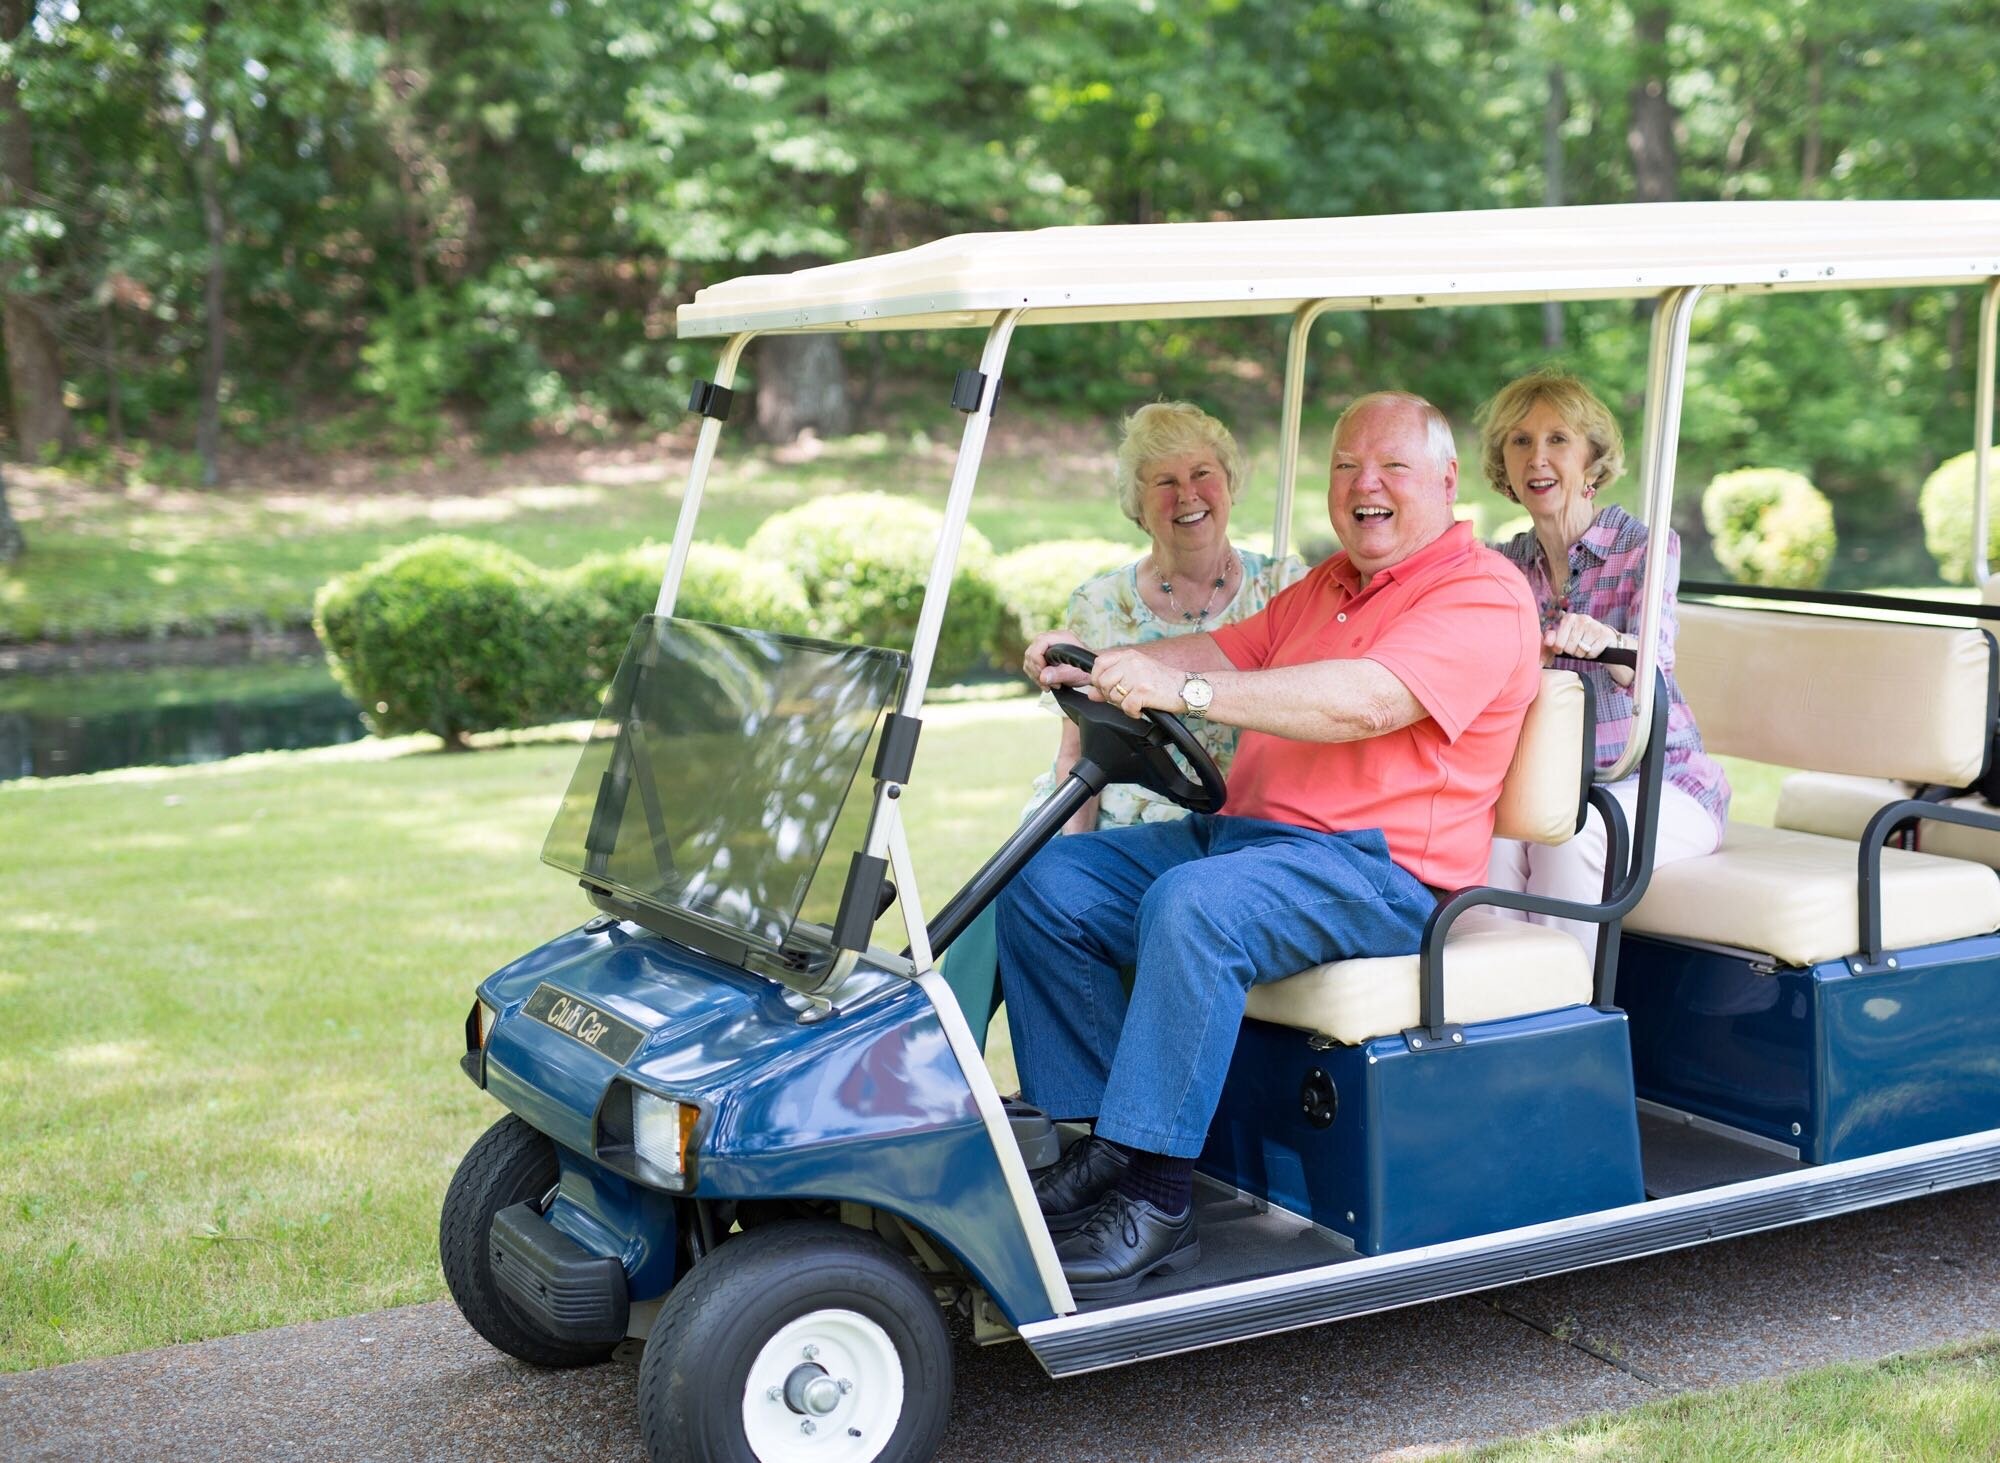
1619,931,2000,1163
1203,1007,1644,1255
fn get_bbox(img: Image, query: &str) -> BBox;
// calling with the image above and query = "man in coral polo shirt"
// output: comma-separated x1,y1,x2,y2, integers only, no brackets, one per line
999,391,1541,1298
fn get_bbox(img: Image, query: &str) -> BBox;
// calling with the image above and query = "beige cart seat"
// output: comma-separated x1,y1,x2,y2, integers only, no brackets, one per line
1774,771,2000,870
1246,671,1594,1044
1627,602,2000,965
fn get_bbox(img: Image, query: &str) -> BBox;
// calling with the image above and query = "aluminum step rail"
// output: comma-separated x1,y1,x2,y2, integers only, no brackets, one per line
1018,1125,2000,1377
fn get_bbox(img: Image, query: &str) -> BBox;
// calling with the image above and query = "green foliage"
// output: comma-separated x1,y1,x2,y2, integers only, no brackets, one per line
991,538,1135,659
1919,448,2000,586
746,492,1007,678
1701,467,1838,589
9,0,2000,496
562,542,814,656
313,536,606,745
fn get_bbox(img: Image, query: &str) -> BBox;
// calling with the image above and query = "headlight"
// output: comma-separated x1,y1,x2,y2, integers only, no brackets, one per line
464,998,498,1052
598,1081,701,1190
632,1090,699,1181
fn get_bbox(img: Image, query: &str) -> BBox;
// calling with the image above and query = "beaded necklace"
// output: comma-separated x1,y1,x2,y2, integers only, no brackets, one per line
1155,550,1237,626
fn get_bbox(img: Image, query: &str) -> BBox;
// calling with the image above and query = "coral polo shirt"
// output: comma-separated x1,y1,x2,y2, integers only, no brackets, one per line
1207,521,1541,890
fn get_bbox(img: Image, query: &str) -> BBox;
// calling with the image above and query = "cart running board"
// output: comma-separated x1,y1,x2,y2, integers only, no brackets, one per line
1018,1127,2000,1377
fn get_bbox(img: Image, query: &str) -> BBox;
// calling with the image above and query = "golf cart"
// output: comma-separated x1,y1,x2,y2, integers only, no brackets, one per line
440,201,2000,1462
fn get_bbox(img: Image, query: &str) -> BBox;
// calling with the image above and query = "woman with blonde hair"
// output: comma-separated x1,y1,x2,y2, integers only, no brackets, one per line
942,400,1303,1039
1029,400,1304,832
1478,367,1728,955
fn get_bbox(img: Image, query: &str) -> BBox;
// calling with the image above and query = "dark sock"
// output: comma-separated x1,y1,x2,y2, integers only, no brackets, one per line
1112,1144,1194,1216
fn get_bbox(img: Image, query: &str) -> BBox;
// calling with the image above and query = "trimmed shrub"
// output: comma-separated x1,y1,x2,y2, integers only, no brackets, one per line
991,538,1136,660
746,492,1008,679
563,542,814,657
1700,467,1837,589
315,535,607,746
1919,447,2000,585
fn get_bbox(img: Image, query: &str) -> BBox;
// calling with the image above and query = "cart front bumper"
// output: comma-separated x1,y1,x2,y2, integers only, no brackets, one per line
490,1202,630,1345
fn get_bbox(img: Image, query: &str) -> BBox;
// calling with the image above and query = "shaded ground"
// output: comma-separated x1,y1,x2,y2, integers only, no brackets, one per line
5,1184,1995,1462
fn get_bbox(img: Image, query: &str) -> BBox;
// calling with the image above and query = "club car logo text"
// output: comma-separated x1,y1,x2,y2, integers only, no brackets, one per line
522,984,645,1064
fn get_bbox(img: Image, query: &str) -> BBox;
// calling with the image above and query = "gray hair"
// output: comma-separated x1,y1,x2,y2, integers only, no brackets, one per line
1115,401,1245,527
1331,391,1458,474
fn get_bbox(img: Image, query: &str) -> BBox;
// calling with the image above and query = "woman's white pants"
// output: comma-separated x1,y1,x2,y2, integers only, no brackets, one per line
1485,778,1721,960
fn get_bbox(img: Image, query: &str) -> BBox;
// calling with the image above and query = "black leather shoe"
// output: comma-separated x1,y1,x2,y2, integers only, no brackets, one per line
1033,1135,1129,1235
1055,1189,1200,1300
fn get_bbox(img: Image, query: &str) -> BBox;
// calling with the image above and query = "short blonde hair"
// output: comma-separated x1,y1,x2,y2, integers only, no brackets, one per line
1115,401,1245,527
1475,368,1626,502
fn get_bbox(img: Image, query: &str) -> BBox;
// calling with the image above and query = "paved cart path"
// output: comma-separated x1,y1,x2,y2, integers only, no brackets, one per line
5,1186,1997,1463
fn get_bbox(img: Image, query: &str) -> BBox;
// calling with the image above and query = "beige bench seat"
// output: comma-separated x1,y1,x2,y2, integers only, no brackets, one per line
1246,668,1596,1046
1775,771,2000,869
1626,821,2000,967
1245,910,1591,1044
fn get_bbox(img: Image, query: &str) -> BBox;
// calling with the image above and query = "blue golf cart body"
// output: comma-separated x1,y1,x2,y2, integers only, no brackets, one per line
440,201,2000,1463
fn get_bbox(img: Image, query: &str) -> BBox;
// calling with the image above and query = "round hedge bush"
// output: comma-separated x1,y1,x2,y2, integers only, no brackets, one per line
745,491,1008,679
991,538,1136,661
315,535,607,746
1700,467,1836,590
1919,447,2000,585
563,542,814,657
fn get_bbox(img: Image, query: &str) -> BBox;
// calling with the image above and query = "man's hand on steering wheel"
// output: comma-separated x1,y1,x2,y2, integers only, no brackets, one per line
1035,640,1227,815
1025,631,1189,721
1083,646,1186,721
1024,629,1090,689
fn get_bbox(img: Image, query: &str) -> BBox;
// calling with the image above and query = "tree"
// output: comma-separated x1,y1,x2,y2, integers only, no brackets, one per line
0,0,72,460
0,458,22,564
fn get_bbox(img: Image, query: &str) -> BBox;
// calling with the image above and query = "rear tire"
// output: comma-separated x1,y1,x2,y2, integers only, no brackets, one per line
638,1219,952,1463
439,1114,618,1368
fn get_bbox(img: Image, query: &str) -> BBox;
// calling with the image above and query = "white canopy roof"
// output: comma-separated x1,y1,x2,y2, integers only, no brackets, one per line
677,200,2000,338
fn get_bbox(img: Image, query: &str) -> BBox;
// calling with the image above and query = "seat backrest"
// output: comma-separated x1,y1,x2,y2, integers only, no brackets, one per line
1493,669,1590,846
1675,601,1997,787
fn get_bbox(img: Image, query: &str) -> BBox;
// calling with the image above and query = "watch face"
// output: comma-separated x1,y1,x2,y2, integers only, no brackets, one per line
1182,675,1213,712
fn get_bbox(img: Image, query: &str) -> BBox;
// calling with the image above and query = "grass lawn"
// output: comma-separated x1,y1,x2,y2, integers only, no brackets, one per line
1460,1337,2000,1461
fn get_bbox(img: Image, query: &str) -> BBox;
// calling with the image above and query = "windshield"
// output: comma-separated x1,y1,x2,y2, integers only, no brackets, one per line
542,617,906,958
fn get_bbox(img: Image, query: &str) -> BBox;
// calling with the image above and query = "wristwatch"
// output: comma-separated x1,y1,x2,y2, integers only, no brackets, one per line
1180,672,1214,720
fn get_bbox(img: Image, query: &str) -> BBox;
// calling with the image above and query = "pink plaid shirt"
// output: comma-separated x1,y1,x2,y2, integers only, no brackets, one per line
1496,506,1730,832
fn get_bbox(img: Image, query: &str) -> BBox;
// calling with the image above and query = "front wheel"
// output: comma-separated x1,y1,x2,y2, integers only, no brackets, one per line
638,1219,953,1463
439,1113,618,1368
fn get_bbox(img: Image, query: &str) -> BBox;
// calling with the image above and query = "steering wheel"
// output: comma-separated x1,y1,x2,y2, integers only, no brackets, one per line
1044,643,1227,814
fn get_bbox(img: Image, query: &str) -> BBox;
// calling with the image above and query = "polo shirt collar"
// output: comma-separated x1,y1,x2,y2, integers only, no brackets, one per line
1328,518,1475,595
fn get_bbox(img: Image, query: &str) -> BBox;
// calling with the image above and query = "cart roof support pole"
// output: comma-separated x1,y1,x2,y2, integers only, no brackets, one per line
1274,302,1336,559
654,332,755,617
1602,284,1703,783
896,310,1023,714
1973,277,1999,590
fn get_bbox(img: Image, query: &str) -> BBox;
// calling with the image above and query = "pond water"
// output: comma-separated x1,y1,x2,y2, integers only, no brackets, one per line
0,654,369,782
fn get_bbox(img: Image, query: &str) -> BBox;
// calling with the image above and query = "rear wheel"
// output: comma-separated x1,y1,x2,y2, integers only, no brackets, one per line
439,1114,618,1368
638,1219,952,1463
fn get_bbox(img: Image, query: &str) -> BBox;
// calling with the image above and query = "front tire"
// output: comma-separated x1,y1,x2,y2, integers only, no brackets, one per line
439,1114,618,1368
638,1219,953,1463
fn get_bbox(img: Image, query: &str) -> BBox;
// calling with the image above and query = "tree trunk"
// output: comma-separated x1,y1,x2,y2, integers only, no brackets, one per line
1800,39,1823,192
1542,63,1568,351
755,335,851,443
194,5,227,487
1626,6,1680,205
0,459,23,564
101,303,124,448
0,0,72,460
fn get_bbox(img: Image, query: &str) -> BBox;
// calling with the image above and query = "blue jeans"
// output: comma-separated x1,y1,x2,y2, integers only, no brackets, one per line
995,815,1434,1158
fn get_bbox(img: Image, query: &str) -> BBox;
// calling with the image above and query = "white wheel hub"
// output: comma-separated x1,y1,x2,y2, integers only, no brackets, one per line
740,1307,905,1462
